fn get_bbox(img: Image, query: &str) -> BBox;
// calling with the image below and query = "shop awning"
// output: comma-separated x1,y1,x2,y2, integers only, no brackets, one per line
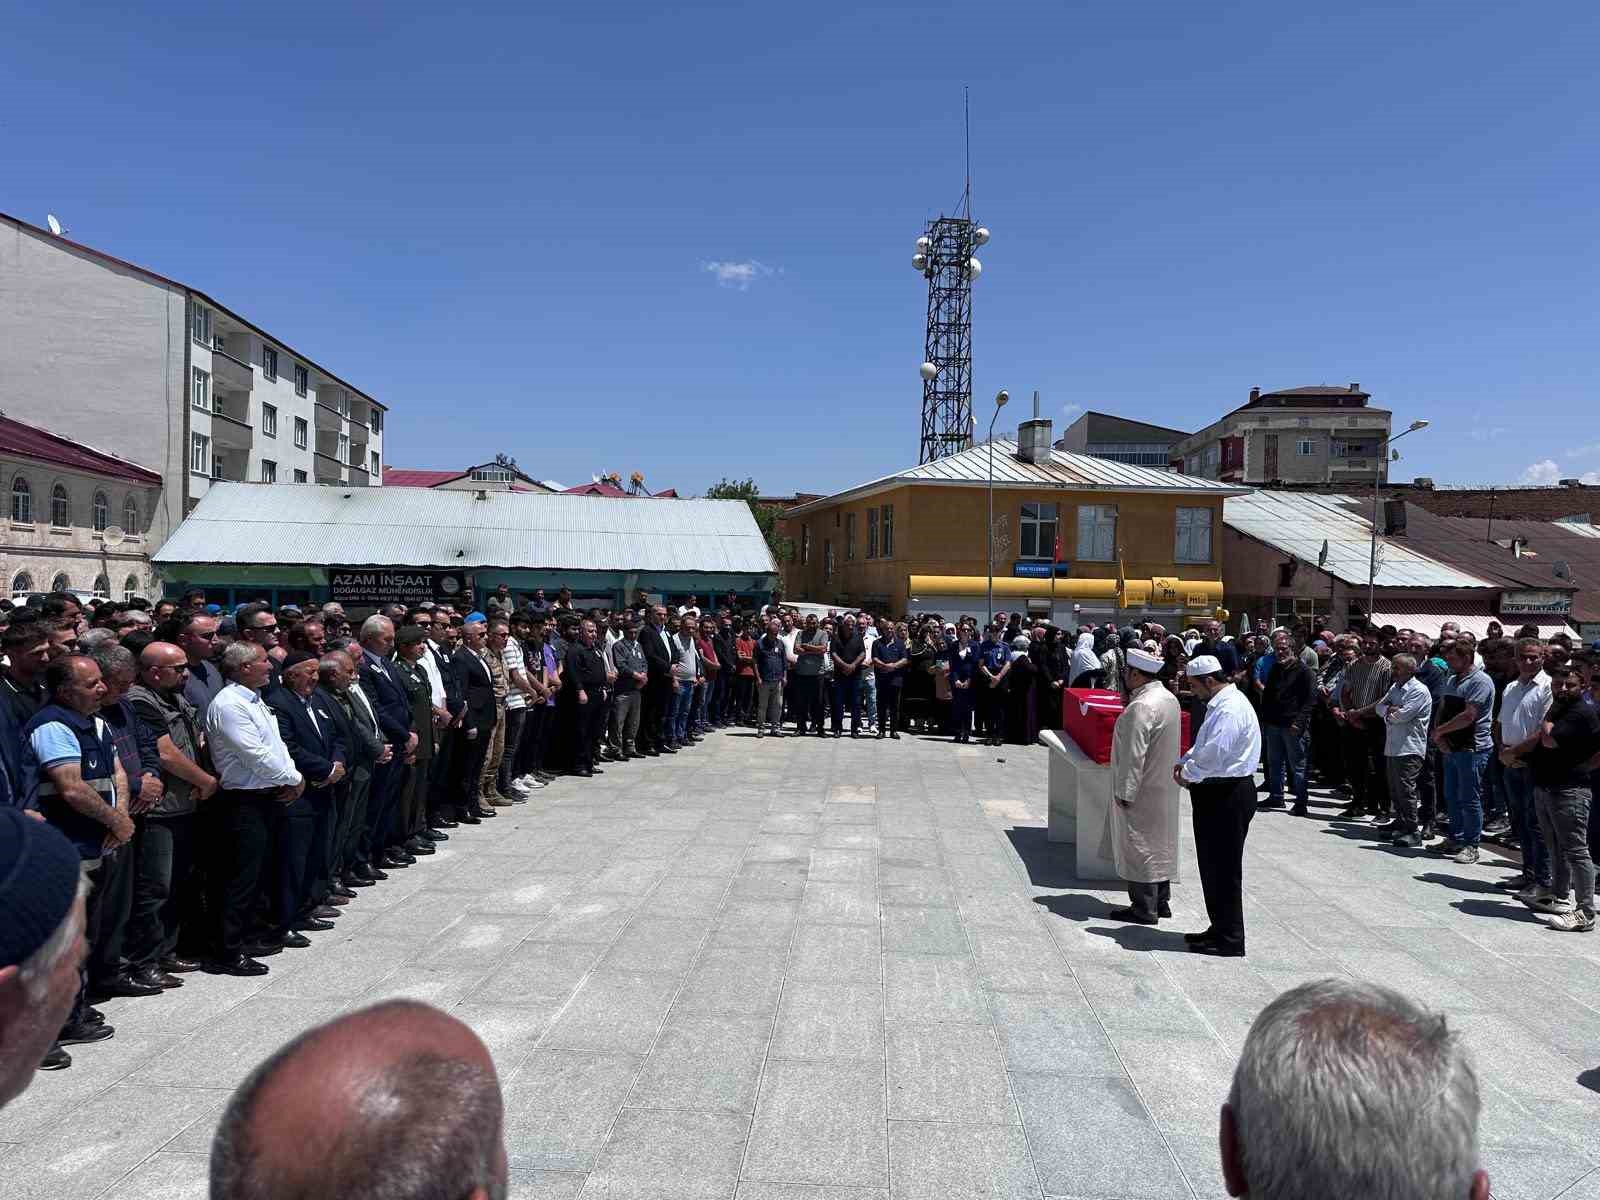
1366,603,1570,640
907,575,1222,607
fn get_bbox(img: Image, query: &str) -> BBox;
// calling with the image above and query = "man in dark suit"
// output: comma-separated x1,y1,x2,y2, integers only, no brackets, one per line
317,650,387,888
564,618,611,777
449,618,498,822
417,611,464,828
266,652,348,944
356,616,415,871
638,604,674,756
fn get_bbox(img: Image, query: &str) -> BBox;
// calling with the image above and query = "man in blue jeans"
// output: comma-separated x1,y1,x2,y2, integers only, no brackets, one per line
1431,642,1495,865
1258,631,1314,816
1496,638,1553,901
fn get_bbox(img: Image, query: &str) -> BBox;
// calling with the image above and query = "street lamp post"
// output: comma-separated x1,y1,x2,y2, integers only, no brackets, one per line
986,389,1010,624
1367,419,1430,614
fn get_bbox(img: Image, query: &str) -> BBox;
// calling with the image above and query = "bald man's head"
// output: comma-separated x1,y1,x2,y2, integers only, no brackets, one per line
211,1000,506,1200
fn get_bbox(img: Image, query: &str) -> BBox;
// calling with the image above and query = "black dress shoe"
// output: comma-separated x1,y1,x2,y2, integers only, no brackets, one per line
1158,902,1172,919
404,837,436,855
295,918,334,932
128,964,183,990
590,766,604,774
1106,906,1159,925
84,1006,107,1025
379,853,410,869
331,884,358,899
241,940,284,958
160,955,202,974
1256,797,1285,811
476,807,498,818
1290,804,1309,817
395,848,418,863
578,767,594,778
38,1044,71,1070
433,816,460,829
310,904,341,919
1183,929,1218,945
457,811,482,825
58,1020,114,1046
1187,942,1245,958
423,827,449,841
90,971,164,1000
343,873,376,888
205,954,269,976
326,893,351,906
280,931,312,949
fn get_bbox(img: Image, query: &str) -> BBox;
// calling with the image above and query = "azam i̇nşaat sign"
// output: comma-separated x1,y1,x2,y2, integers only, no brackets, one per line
328,569,469,607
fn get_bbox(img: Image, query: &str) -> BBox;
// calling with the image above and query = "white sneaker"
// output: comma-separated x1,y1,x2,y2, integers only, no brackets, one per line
1548,909,1596,932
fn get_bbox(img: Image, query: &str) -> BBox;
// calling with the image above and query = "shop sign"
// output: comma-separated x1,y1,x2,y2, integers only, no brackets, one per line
1012,561,1070,579
329,568,468,607
1499,589,1572,617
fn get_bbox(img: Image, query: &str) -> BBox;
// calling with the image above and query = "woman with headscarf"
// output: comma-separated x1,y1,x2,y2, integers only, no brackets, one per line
1069,631,1104,689
904,621,936,732
1032,626,1061,731
1005,634,1040,744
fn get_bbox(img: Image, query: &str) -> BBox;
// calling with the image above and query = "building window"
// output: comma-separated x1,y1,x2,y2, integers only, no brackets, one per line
801,523,811,565
260,460,277,483
191,367,210,411
1185,454,1199,474
294,364,308,397
10,478,30,524
824,539,834,583
1203,445,1220,470
881,504,894,557
10,572,33,599
337,433,351,464
293,469,308,483
211,451,226,480
293,417,308,449
866,507,879,558
92,491,108,532
369,450,380,477
191,303,211,345
471,466,515,483
123,574,140,602
50,572,70,593
262,345,278,381
1175,507,1213,564
1020,502,1059,560
50,484,70,528
123,495,139,533
261,403,277,438
1297,439,1316,456
191,433,210,475
845,512,856,560
92,574,110,600
1077,504,1117,561
369,409,382,434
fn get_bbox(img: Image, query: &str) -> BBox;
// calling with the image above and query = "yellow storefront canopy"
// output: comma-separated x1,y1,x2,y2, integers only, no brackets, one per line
908,575,1222,608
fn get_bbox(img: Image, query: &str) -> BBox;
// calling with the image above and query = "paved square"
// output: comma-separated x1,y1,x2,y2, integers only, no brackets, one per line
5,731,1600,1198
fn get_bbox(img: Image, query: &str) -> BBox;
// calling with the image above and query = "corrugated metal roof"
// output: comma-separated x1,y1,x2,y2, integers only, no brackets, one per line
1224,492,1494,589
155,484,778,575
789,439,1243,515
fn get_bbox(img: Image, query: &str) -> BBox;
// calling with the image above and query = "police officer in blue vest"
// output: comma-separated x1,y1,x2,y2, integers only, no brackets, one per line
19,655,132,1055
945,626,979,743
976,623,1014,746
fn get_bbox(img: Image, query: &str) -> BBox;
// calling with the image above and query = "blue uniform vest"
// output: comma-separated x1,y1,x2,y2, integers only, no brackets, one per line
21,703,120,860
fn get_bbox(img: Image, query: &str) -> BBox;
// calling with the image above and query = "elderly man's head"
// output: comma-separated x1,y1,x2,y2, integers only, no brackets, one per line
45,655,106,717
210,1000,507,1200
359,615,395,656
1222,978,1485,1200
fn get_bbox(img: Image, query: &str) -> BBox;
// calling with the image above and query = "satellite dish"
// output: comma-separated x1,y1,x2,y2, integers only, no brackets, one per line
46,214,64,236
102,525,125,547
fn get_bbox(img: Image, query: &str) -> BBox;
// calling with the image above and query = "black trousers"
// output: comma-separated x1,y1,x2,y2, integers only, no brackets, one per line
209,789,277,957
453,726,492,811
128,813,197,968
878,684,902,733
574,696,608,770
1190,776,1255,952
271,794,317,934
517,704,553,775
793,675,825,733
640,676,671,751
362,756,404,862
430,729,456,821
1128,879,1171,920
85,843,135,986
977,683,1006,741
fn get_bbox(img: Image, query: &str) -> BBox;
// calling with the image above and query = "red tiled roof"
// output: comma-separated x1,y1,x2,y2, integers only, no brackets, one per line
563,481,630,497
0,415,161,486
383,468,464,488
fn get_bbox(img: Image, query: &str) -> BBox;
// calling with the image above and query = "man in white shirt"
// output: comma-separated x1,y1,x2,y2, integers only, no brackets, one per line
859,614,880,732
1497,638,1553,902
1373,653,1434,847
203,642,303,976
1174,655,1262,958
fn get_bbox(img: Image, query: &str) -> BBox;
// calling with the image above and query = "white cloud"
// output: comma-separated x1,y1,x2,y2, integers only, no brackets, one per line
1520,459,1561,484
1469,426,1508,442
1061,403,1083,419
702,260,777,290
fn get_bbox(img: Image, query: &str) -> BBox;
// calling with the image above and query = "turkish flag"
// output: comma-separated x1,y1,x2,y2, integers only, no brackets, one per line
1052,533,1062,563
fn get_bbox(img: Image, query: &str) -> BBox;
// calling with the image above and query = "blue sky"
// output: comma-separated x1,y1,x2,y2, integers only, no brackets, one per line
5,3,1597,494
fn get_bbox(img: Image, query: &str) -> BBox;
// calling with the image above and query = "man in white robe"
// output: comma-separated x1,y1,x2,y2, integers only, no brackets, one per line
1102,648,1183,924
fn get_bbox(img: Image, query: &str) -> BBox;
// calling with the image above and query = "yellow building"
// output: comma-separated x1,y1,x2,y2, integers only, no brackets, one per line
779,419,1247,624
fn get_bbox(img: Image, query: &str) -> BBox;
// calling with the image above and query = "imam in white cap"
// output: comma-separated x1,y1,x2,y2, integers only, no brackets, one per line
1185,654,1223,677
1126,647,1163,675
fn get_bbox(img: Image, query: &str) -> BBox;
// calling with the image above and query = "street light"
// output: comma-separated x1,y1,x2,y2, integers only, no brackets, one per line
987,389,1010,623
1367,418,1430,613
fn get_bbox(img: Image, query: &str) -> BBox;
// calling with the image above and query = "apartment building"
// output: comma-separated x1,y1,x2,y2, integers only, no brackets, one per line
0,211,387,554
1168,384,1391,485
1053,411,1189,467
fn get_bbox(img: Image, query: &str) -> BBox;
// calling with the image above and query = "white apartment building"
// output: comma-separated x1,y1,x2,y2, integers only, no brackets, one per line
0,211,386,556
1169,384,1392,486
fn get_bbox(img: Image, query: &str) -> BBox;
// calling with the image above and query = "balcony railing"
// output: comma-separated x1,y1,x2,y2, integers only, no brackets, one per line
211,345,253,392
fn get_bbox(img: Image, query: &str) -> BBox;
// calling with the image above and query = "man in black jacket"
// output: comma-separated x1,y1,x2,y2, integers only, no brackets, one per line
316,651,386,887
356,616,415,871
449,620,498,820
637,605,675,756
1259,630,1315,815
565,619,610,777
266,652,348,944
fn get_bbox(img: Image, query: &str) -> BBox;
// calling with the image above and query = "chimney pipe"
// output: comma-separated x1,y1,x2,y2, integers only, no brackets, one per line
1032,389,1040,419
1249,386,1260,403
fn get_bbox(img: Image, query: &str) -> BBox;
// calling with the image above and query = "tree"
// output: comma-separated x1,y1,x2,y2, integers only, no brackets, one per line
705,477,795,563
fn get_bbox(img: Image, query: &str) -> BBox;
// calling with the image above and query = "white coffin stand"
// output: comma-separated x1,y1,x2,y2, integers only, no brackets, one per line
1038,730,1119,880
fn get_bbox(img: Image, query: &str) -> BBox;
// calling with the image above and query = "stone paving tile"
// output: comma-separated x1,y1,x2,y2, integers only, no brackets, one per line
586,1108,749,1200
770,979,885,1062
884,951,991,1024
1010,1072,1193,1200
988,989,1122,1076
673,947,789,1017
799,881,880,926
506,1169,588,1200
540,970,683,1055
887,1121,1042,1200
743,1059,888,1188
96,1151,212,1200
131,996,348,1091
501,1049,645,1171
789,922,882,982
598,915,712,974
629,1011,772,1113
468,940,608,1005
734,1186,886,1200
886,1021,1015,1123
